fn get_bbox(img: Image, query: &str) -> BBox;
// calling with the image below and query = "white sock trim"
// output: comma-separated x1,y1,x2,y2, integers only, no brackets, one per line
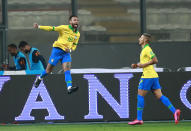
68,86,72,90
38,76,43,80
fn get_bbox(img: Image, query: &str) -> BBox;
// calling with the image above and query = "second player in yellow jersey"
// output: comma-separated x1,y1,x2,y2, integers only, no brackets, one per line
129,33,180,125
140,44,158,78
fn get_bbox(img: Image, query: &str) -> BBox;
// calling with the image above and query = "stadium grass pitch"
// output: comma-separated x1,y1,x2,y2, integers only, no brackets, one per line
0,121,190,131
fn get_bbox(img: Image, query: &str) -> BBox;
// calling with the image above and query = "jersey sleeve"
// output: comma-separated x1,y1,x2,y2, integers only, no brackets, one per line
18,57,27,70
32,50,41,63
148,48,156,59
32,50,47,68
39,25,64,32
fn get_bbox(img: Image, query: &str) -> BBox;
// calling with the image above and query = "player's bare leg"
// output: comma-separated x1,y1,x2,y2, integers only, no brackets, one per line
62,62,78,94
152,89,162,99
128,89,148,125
45,64,54,74
34,64,54,88
153,89,181,124
138,89,148,97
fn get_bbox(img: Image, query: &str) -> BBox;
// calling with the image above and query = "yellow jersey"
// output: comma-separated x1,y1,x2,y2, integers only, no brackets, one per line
140,44,158,78
39,25,80,51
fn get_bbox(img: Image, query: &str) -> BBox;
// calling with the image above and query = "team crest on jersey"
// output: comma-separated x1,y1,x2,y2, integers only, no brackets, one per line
150,51,155,56
51,59,54,62
74,36,77,39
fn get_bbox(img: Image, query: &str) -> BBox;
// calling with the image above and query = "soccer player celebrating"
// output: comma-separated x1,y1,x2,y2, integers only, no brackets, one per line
128,33,180,125
33,15,80,94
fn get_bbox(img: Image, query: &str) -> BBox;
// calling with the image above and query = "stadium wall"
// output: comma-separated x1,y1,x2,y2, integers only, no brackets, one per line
9,42,189,72
0,72,190,123
6,41,191,73
71,42,191,71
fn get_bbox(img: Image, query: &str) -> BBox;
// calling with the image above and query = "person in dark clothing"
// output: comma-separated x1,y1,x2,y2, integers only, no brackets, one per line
19,41,46,70
6,43,29,70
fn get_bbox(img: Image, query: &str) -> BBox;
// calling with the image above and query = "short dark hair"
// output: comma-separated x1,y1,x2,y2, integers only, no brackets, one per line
19,41,28,48
143,33,151,38
69,15,78,21
8,43,17,49
142,33,151,42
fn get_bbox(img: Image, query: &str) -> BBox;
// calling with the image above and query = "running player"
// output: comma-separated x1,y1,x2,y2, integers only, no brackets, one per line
33,15,80,94
128,33,180,125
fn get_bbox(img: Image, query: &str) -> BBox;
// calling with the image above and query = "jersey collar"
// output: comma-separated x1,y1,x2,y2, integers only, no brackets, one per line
69,25,78,34
142,44,149,50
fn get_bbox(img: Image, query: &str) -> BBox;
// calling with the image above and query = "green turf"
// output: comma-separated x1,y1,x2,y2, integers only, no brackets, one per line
0,121,190,131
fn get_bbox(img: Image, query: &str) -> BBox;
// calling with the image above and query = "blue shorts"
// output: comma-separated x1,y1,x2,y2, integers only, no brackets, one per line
48,47,71,66
138,78,161,91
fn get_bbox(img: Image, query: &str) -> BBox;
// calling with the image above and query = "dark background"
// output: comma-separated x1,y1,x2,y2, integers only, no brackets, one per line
71,42,191,70
0,72,190,123
22,41,191,72
6,39,191,72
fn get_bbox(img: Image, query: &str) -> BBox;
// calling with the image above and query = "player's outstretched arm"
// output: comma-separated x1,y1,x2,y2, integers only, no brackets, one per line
33,23,63,32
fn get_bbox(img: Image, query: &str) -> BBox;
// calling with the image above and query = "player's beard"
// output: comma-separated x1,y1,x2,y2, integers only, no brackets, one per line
72,23,78,29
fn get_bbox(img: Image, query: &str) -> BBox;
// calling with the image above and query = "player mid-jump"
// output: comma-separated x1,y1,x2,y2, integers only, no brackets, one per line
33,15,80,94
